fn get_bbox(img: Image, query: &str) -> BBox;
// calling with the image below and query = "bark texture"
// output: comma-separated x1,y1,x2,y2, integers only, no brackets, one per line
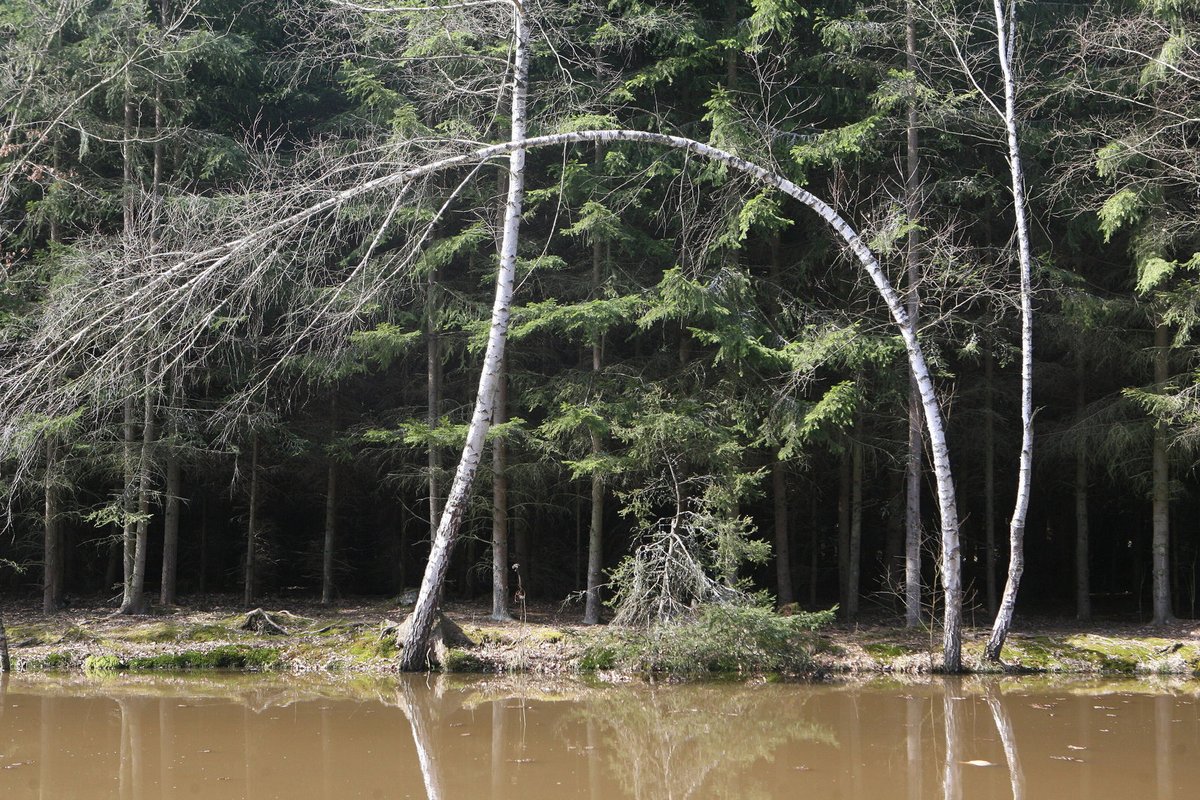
904,0,924,629
399,5,530,670
773,457,793,607
1075,363,1091,621
986,0,1036,663
1152,323,1172,624
43,438,62,614
160,453,180,605
243,433,259,608
491,358,510,620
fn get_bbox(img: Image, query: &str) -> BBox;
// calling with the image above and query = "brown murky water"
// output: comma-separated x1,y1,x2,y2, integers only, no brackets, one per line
1,672,1198,799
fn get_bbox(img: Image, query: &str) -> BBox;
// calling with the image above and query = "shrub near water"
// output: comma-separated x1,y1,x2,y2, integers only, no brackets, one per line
584,604,834,676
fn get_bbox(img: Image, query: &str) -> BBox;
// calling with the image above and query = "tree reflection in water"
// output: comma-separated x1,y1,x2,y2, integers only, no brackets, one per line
984,682,1024,800
568,685,835,800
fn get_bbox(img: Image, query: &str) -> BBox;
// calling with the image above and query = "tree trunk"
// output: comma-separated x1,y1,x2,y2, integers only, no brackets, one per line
985,0,1036,663
427,265,443,540
848,417,863,620
1075,360,1091,622
809,493,819,608
837,446,851,615
399,6,531,670
121,397,136,608
491,358,510,620
0,611,9,672
984,345,998,616
773,457,794,607
159,455,180,606
322,396,339,605
121,367,156,616
244,433,259,608
198,498,208,597
43,438,62,614
393,126,965,670
904,0,924,630
321,463,338,605
583,220,606,624
119,69,137,611
1151,323,1172,624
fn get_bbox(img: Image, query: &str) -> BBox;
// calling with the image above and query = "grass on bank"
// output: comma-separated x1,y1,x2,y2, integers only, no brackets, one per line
580,605,836,677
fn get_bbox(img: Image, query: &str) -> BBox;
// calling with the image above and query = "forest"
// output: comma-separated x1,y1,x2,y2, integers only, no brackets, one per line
1,0,1199,671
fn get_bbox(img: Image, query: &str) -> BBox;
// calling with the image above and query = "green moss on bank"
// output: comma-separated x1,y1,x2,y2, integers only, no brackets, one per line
82,646,280,673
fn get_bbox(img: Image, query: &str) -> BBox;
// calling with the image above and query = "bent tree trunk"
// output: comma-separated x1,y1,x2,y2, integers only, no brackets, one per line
985,0,1036,663
393,124,966,670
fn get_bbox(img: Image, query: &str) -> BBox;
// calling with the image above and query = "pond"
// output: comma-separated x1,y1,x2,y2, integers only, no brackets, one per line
0,672,1197,798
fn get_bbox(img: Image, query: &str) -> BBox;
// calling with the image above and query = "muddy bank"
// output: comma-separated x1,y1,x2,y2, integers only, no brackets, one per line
3,598,1200,678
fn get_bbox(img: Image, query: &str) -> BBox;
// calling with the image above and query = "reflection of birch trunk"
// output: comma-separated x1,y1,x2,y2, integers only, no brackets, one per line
396,682,443,800
942,691,962,800
984,685,1024,800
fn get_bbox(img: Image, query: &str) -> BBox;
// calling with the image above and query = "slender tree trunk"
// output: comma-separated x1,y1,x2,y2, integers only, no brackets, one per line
1075,361,1091,622
491,358,510,620
322,396,339,605
43,438,61,614
427,266,443,540
837,447,851,614
583,219,606,624
321,469,338,605
198,498,208,597
119,69,137,611
160,453,180,606
121,395,136,608
0,611,9,672
904,0,924,630
848,417,863,619
122,368,156,615
985,0,1036,662
399,6,531,669
244,433,259,608
1152,323,1172,624
773,457,794,607
809,493,819,608
984,345,998,616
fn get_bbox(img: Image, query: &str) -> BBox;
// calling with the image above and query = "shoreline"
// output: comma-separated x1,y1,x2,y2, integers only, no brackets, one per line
4,598,1200,679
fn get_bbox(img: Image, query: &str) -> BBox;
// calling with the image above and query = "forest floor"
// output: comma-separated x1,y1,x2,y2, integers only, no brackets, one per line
4,596,1200,678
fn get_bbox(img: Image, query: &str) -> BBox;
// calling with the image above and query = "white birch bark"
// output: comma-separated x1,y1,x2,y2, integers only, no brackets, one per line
398,3,529,669
985,0,1036,662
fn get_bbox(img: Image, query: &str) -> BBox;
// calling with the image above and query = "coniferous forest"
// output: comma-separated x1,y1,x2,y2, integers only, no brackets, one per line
3,0,1200,670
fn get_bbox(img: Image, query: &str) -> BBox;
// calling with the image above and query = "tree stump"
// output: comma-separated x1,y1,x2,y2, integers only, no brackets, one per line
240,608,289,636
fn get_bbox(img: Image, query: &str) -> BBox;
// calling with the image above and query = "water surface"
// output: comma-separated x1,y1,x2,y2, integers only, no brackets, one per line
1,672,1197,798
